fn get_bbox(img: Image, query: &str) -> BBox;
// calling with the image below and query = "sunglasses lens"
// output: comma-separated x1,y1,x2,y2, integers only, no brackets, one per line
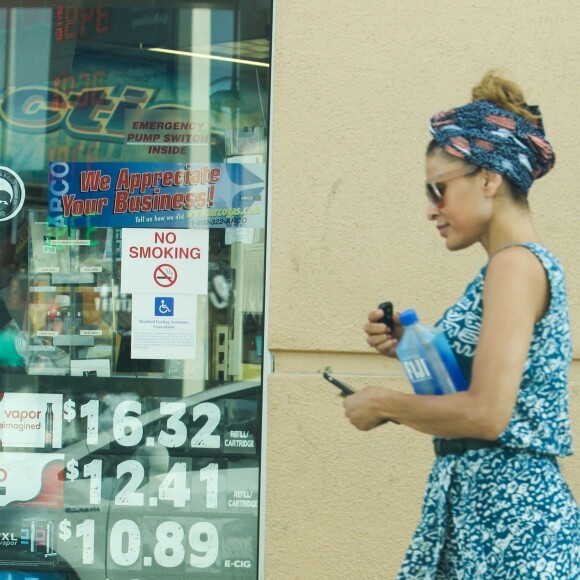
426,183,444,206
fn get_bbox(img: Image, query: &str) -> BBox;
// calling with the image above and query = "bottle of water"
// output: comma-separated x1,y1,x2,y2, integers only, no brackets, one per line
396,309,467,395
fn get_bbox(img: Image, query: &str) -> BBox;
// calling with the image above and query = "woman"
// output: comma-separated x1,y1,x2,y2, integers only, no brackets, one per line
343,72,580,578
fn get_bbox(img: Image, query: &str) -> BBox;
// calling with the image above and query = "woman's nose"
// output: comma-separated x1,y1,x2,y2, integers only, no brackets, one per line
426,201,439,221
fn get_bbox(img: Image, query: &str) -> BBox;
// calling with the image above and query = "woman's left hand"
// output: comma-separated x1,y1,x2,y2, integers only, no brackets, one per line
343,387,391,431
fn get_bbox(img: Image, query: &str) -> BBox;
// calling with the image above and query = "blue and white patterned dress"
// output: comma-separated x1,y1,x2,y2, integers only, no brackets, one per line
397,244,580,579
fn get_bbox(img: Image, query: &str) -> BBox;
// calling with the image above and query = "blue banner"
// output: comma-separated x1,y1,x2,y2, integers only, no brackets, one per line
48,162,265,229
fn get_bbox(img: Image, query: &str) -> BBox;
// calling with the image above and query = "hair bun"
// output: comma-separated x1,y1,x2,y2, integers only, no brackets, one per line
471,71,539,125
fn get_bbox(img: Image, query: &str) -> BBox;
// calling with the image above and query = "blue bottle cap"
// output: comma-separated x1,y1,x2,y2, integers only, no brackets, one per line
399,309,419,326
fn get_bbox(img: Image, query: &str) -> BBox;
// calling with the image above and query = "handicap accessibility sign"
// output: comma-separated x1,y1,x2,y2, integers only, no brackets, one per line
131,295,198,359
155,297,174,316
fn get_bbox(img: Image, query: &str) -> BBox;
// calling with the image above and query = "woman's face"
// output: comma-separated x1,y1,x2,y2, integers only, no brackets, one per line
425,152,490,251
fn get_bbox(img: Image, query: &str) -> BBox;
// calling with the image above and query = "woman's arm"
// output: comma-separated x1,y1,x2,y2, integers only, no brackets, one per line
345,247,549,439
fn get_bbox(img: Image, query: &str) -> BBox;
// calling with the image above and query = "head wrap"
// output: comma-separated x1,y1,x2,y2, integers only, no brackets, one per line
429,100,555,194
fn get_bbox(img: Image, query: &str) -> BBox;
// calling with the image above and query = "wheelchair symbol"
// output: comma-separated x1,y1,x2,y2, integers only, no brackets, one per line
155,297,174,316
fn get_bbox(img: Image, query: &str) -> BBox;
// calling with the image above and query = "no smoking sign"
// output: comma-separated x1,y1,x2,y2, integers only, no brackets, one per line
120,228,209,295
154,263,178,287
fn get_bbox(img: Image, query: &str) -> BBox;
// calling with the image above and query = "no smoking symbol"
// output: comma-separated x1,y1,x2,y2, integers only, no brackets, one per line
154,263,177,288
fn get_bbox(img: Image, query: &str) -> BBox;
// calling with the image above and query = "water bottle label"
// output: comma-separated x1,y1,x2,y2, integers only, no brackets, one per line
401,357,444,395
396,316,467,395
401,358,432,382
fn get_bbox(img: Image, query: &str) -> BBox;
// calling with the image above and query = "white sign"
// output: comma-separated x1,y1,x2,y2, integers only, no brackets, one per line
0,452,65,507
0,393,63,448
121,228,209,295
131,294,198,359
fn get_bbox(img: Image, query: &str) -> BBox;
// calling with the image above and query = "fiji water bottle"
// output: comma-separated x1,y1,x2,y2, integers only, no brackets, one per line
396,309,467,395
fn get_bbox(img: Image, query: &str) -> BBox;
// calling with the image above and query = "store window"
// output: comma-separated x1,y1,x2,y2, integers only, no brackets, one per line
0,1,271,578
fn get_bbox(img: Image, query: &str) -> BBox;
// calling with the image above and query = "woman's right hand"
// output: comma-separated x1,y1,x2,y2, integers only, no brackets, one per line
364,308,403,358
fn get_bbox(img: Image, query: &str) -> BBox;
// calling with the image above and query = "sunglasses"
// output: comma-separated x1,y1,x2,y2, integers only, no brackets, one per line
425,164,481,207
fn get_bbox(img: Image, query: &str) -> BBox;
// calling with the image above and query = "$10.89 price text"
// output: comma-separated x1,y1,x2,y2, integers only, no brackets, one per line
58,518,221,569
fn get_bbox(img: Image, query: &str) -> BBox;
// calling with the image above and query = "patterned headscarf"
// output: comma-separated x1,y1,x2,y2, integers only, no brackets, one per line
429,100,555,194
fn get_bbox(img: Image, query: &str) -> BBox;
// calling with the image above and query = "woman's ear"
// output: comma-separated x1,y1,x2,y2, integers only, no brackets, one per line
481,170,503,198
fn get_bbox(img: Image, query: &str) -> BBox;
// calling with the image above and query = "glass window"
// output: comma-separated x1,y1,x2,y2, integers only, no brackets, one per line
0,2,271,578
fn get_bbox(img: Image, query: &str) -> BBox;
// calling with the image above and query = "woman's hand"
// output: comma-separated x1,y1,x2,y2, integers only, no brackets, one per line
364,308,403,357
343,387,392,431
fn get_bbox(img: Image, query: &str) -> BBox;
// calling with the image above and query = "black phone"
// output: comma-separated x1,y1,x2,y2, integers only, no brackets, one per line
323,371,400,424
322,371,355,396
378,301,393,330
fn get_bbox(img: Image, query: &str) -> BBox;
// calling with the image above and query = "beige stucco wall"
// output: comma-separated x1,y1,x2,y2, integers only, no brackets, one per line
265,1,579,578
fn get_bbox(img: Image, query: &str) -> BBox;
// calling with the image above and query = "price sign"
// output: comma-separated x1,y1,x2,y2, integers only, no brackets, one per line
189,459,228,513
64,455,107,507
223,398,258,456
2,388,260,577
61,395,258,456
225,459,260,516
56,515,256,574
63,398,100,445
57,514,105,568
54,7,111,42
64,454,259,514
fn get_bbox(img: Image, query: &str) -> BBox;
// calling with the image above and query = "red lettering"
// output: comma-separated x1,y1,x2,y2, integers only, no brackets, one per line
61,194,75,217
172,193,184,209
64,8,78,40
96,8,110,34
114,191,128,213
127,246,201,259
60,194,108,216
154,231,176,244
115,168,130,190
80,8,94,36
195,191,207,208
80,170,110,192
210,168,221,183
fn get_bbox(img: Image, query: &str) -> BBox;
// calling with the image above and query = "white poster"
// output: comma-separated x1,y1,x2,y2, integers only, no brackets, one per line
0,393,63,448
0,452,65,507
131,294,198,359
120,228,209,295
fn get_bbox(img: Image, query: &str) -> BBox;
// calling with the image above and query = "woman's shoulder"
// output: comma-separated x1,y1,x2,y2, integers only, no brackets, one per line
485,243,568,321
487,244,546,277
487,243,564,279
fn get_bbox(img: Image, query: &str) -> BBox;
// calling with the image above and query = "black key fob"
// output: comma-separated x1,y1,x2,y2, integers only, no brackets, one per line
377,301,393,330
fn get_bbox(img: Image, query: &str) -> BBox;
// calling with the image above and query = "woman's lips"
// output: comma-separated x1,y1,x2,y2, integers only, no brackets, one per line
437,224,449,236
